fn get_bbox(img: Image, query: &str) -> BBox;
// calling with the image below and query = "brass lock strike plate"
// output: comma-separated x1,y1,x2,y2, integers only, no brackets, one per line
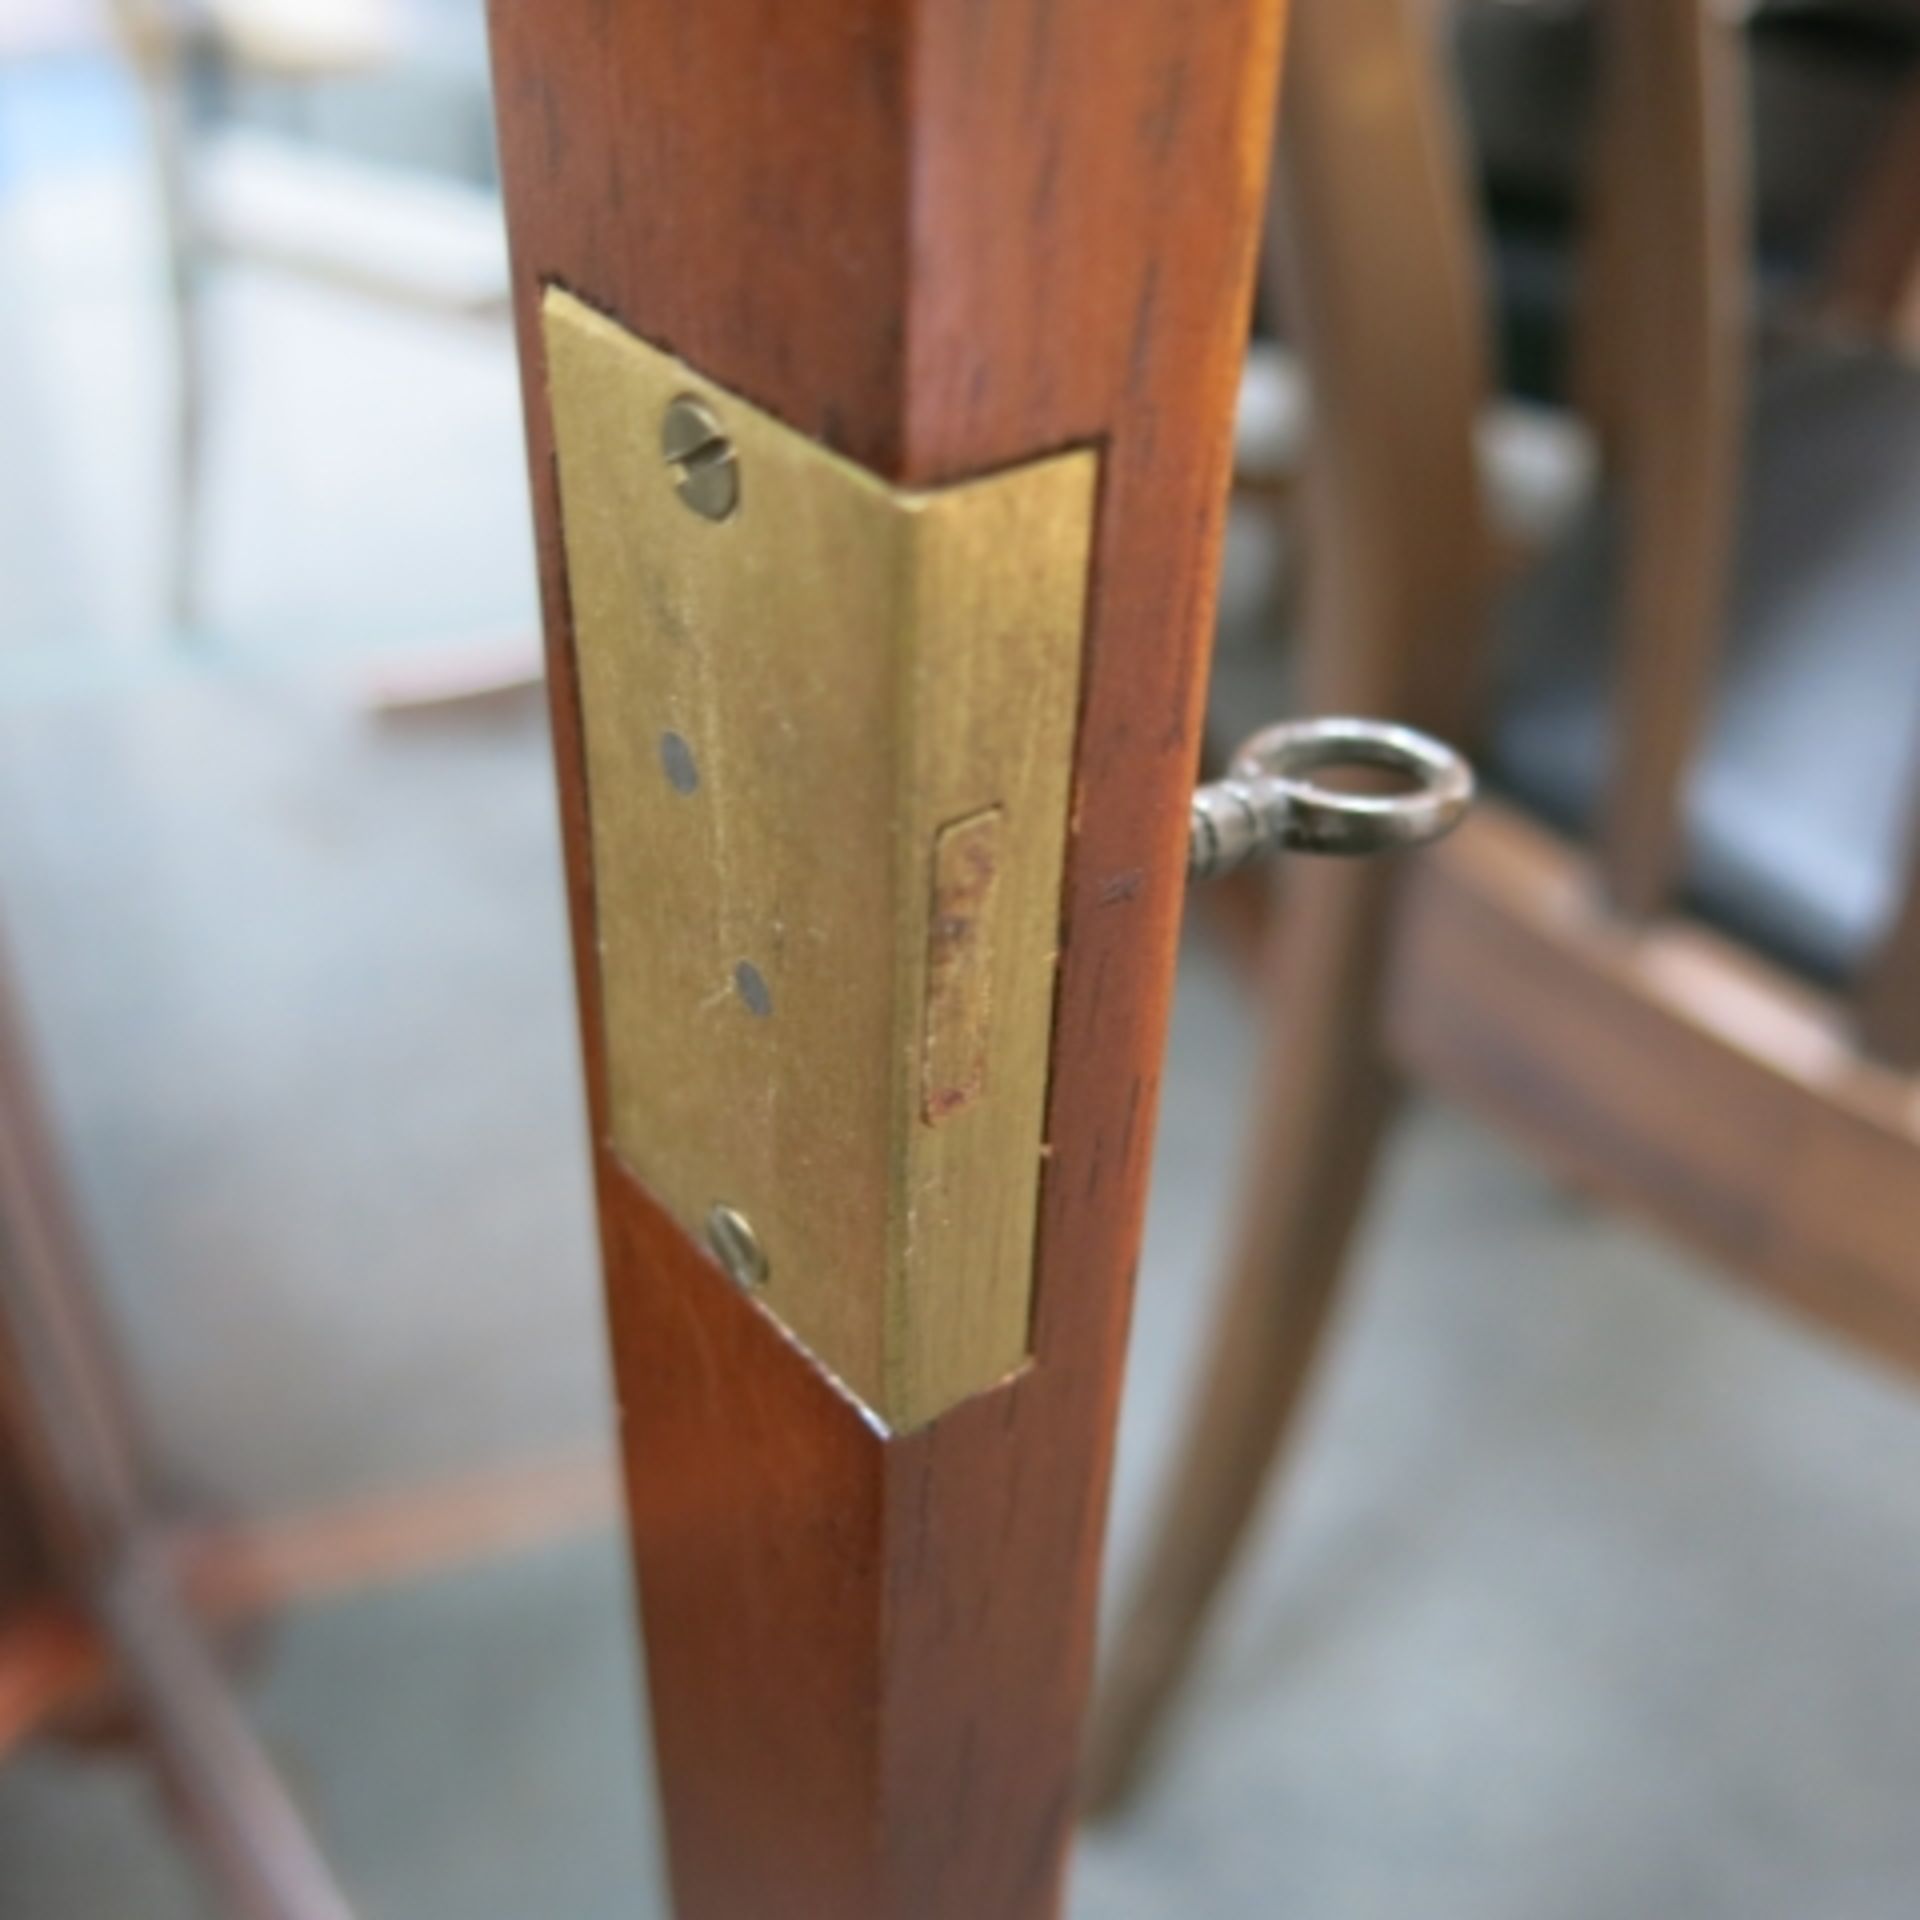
543,290,1096,1432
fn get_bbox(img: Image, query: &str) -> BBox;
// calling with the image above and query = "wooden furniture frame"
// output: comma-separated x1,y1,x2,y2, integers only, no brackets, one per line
1088,0,1920,1810
106,0,521,639
0,937,356,1919
1813,39,1920,356
0,917,621,1915
486,2,1292,1913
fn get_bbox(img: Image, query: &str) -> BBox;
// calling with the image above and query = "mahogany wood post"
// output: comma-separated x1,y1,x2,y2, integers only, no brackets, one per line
487,4,1289,1913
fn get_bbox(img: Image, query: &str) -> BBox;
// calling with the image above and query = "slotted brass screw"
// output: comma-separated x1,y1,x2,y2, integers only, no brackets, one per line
661,396,740,521
705,1204,768,1290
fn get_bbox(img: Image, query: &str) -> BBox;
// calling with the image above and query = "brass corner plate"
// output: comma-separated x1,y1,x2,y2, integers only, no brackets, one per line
542,289,1096,1432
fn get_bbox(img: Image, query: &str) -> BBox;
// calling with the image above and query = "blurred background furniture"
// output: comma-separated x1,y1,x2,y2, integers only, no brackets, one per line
100,0,510,635
1451,0,1920,386
0,894,620,1916
1092,0,1920,1810
1224,0,1920,569
0,666,629,1914
108,0,395,629
0,7,614,1912
11,0,1920,1907
1206,0,1920,954
0,931,356,1918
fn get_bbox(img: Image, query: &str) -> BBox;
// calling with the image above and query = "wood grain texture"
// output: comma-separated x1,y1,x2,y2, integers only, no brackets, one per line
1814,64,1920,353
488,2,1289,1912
1393,805,1920,1377
1594,0,1749,919
1271,0,1495,741
1858,793,1920,1070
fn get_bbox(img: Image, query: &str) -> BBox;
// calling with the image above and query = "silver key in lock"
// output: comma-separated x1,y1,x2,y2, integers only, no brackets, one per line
1189,716,1473,881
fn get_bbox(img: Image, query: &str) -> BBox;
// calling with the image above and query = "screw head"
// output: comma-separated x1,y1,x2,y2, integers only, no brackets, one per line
661,396,739,522
704,1204,768,1290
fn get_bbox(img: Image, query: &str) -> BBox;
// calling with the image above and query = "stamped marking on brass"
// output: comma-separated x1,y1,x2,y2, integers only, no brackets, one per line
542,288,1095,1430
922,807,1004,1125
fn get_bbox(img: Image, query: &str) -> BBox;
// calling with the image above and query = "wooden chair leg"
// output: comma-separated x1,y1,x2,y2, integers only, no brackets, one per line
2,935,353,1917
1811,65,1920,352
1085,861,1402,1814
102,1544,354,1920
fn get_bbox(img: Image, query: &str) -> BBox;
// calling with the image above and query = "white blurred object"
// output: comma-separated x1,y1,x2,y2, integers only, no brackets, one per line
0,0,108,57
1476,391,1598,549
200,130,508,315
1233,343,1313,483
201,0,398,77
99,0,503,637
1234,338,1598,551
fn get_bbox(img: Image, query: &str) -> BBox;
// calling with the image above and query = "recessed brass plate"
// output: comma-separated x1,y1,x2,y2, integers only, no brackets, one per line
543,289,1096,1431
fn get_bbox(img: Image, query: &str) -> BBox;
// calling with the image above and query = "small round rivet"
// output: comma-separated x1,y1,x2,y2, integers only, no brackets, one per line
660,730,699,794
734,960,773,1018
705,1204,768,1290
661,396,739,522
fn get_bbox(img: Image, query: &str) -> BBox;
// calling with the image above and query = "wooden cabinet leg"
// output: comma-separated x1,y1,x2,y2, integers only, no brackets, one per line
488,4,1290,1913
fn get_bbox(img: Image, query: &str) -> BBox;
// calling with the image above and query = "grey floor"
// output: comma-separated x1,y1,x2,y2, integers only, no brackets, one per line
5,70,1920,1920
